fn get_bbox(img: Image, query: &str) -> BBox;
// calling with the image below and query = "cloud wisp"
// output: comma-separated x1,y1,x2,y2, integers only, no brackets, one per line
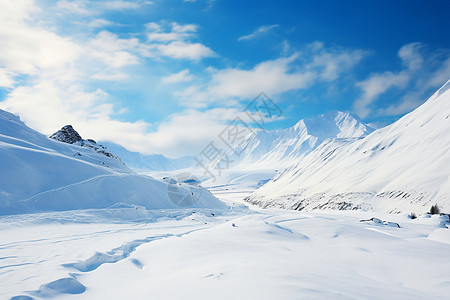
238,24,279,41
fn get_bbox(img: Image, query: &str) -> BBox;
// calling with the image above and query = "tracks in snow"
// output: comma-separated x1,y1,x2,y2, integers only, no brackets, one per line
9,227,207,299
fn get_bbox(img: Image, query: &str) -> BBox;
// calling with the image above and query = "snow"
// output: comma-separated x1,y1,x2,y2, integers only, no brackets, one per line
0,109,226,215
249,80,450,214
1,207,449,299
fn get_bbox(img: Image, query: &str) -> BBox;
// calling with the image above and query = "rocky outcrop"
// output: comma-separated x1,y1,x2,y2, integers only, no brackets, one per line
50,125,119,160
49,125,82,144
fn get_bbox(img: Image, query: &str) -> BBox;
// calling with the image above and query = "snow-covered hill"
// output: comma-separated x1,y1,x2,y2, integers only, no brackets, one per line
247,80,450,214
100,141,195,171
0,110,225,215
233,111,374,169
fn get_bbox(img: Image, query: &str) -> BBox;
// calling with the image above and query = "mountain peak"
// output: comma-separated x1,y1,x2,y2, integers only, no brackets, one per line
234,110,374,169
292,110,373,139
50,125,82,144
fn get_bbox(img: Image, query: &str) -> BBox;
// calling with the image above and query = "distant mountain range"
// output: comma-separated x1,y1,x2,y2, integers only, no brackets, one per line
232,110,375,169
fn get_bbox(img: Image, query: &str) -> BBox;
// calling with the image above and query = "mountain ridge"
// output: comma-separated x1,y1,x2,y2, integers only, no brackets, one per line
232,110,375,169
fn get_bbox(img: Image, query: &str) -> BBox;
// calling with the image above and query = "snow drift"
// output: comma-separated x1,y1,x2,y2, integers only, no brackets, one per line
0,110,226,215
248,80,450,214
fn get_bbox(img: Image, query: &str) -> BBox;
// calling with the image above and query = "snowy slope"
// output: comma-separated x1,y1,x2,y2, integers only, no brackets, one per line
233,111,374,169
101,141,195,171
3,210,449,300
0,110,226,215
248,80,450,214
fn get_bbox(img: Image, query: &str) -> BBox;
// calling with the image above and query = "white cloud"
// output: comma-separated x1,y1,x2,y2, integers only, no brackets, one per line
90,30,140,51
1,80,112,134
117,107,280,157
354,71,409,117
0,69,15,88
423,56,450,89
0,0,40,21
398,42,423,71
87,18,115,27
91,71,129,81
144,22,215,60
238,24,279,41
133,108,239,156
177,45,367,108
354,42,450,118
56,0,141,14
162,69,194,84
177,54,317,107
377,56,450,117
0,0,81,79
146,22,197,41
208,55,314,97
172,23,198,33
104,1,140,10
88,31,140,68
306,43,367,81
56,0,91,14
156,41,215,60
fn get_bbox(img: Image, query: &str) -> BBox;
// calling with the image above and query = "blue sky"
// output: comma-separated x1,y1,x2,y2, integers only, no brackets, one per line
0,0,449,156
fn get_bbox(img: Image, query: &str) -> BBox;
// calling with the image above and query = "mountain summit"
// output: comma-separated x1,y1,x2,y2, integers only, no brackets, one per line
50,125,82,144
234,111,375,169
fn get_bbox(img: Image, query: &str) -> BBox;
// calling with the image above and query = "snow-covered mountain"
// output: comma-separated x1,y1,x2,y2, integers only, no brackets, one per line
232,111,375,169
96,111,373,173
0,110,225,215
247,80,450,214
100,141,195,171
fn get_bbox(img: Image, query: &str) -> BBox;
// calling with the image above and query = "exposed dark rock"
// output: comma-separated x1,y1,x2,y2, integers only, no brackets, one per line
50,125,82,144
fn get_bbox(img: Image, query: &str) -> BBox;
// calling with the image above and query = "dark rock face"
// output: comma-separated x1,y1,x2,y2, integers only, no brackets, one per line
50,125,82,144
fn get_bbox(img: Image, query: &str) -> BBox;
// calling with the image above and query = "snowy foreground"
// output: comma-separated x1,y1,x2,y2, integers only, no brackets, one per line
1,192,450,300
